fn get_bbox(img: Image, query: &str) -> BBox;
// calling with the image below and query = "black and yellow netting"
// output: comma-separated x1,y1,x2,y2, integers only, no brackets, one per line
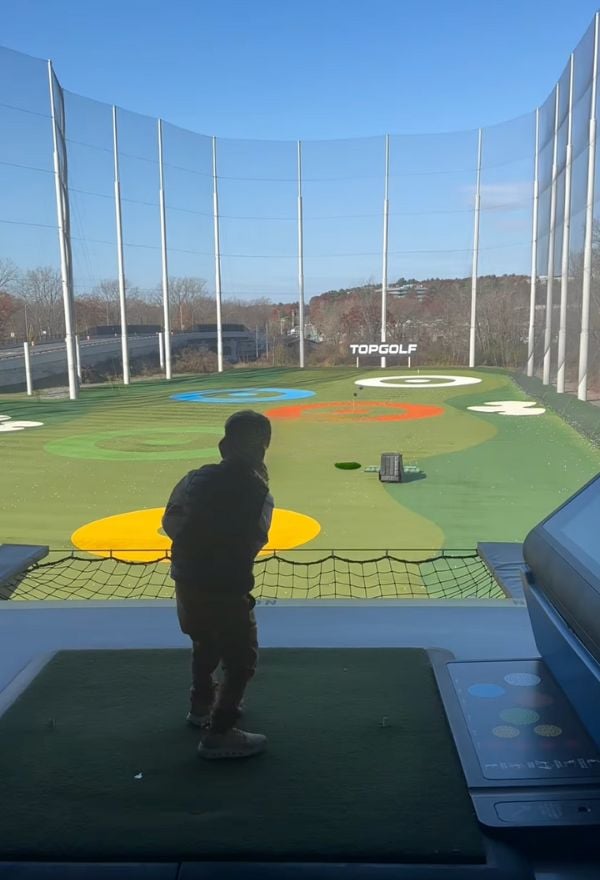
1,550,505,601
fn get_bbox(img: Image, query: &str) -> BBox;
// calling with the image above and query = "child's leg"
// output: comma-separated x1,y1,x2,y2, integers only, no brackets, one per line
209,595,258,734
190,637,220,713
175,584,221,715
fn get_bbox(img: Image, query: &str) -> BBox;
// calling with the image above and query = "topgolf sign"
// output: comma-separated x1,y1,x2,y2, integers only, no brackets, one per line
349,343,418,356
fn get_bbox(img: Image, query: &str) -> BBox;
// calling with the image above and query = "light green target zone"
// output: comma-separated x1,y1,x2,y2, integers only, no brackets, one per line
45,426,222,462
499,708,540,726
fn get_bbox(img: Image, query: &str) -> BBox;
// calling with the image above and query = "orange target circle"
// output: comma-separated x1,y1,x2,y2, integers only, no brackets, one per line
265,401,444,423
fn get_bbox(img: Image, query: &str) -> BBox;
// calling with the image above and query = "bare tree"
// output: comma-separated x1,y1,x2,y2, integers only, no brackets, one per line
17,267,64,340
90,279,121,326
222,297,272,330
79,278,147,329
74,296,106,334
125,293,162,326
149,276,209,331
0,258,18,293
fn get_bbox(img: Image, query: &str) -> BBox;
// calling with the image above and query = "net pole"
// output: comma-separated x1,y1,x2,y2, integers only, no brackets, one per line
23,341,33,395
212,136,224,373
543,84,560,386
380,134,390,369
157,119,172,380
297,140,305,369
578,12,599,401
47,60,78,400
158,331,164,369
557,54,575,394
527,108,540,377
75,334,81,382
469,128,483,369
112,106,130,385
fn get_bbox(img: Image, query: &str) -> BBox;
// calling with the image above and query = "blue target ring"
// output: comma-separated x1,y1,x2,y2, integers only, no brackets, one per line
171,387,316,404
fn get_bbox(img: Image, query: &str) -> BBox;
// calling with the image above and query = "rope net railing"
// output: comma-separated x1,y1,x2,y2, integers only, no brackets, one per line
1,549,505,602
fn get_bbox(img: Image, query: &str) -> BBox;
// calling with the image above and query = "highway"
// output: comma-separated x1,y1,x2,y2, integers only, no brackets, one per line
0,333,213,391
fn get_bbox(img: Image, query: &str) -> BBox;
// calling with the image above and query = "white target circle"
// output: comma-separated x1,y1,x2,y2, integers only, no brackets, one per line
356,374,482,389
0,414,44,433
467,401,546,416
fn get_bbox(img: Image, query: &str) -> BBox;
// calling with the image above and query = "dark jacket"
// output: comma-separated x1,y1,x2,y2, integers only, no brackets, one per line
163,459,273,595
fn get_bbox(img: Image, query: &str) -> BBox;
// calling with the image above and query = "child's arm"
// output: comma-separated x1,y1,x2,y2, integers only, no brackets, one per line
253,491,274,556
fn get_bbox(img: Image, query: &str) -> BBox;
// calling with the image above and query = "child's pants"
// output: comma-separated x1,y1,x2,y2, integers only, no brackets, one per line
176,586,258,734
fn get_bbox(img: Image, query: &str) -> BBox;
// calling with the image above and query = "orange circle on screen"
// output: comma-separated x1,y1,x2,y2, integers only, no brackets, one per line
265,401,444,423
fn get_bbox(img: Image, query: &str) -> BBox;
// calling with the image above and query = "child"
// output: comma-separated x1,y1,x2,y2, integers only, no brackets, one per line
163,410,274,759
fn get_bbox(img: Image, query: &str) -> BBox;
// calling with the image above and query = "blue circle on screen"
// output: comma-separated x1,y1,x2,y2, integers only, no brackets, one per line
171,387,315,404
468,683,506,698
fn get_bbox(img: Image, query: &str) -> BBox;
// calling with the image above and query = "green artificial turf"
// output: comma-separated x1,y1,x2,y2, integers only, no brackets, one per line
1,367,598,571
0,648,485,863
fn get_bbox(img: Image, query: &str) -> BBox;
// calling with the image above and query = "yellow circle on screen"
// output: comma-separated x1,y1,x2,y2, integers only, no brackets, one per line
71,507,321,563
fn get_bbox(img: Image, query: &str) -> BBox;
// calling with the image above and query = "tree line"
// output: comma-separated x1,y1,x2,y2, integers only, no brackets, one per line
0,256,598,389
0,262,287,347
307,269,599,388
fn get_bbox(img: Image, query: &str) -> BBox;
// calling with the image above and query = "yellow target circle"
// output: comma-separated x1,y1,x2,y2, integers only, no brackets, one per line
534,724,563,738
72,507,321,563
492,725,520,739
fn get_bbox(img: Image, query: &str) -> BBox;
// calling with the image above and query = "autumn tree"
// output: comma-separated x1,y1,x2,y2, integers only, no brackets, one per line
0,292,20,341
0,259,20,341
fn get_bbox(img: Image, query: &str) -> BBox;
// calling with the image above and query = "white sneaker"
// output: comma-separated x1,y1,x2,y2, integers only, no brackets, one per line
197,727,266,760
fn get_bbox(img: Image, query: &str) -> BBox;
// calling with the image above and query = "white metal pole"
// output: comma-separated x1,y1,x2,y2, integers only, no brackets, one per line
48,60,78,400
578,12,599,401
543,85,561,385
469,129,483,369
75,334,82,382
157,119,172,380
158,331,164,369
527,109,540,377
212,136,224,373
380,134,390,369
23,341,33,396
112,106,130,385
557,56,575,393
297,140,305,369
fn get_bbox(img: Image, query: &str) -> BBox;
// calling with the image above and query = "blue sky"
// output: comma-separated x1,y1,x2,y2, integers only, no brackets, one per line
2,0,600,139
1,0,599,299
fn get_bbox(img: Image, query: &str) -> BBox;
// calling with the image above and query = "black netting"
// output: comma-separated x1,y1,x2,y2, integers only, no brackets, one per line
2,550,504,601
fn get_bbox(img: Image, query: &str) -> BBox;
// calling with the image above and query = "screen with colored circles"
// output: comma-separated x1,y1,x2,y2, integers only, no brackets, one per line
449,659,600,781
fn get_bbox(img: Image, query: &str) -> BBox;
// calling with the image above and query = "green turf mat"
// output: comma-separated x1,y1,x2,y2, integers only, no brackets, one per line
0,648,484,863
